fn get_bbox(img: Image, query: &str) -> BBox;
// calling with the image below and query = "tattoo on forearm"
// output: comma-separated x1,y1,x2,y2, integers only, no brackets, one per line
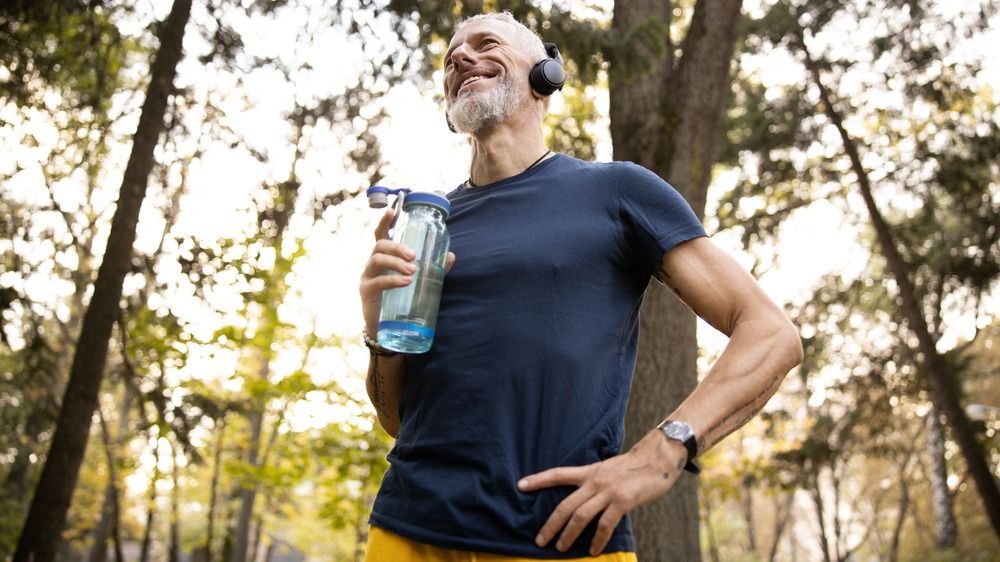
371,357,388,418
700,372,785,453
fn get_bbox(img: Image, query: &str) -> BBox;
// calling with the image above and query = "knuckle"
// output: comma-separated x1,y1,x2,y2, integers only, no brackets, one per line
611,488,633,506
553,504,572,519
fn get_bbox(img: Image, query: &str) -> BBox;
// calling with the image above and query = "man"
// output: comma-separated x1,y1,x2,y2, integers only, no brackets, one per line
358,11,802,561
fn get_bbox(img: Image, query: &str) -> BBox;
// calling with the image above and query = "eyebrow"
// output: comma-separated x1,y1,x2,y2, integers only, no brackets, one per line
444,31,500,65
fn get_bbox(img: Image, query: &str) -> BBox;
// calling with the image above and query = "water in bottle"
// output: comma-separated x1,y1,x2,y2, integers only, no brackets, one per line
377,192,450,353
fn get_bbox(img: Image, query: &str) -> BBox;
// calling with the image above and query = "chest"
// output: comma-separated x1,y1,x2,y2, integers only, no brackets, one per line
444,187,629,292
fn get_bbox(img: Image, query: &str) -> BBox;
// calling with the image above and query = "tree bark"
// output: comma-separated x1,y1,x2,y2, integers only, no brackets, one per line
610,1,744,560
89,386,132,562
742,478,757,553
810,476,833,562
229,406,264,562
170,440,182,562
888,464,911,562
13,1,193,560
205,417,228,562
795,28,1000,538
138,438,161,562
767,493,795,562
926,405,958,548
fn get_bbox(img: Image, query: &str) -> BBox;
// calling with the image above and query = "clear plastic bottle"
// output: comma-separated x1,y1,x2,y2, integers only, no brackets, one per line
377,192,451,353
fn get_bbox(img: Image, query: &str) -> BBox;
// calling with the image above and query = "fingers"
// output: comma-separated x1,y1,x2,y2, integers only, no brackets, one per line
365,240,416,274
551,493,606,552
518,465,586,492
373,208,395,240
590,504,624,555
534,487,590,549
444,251,456,273
520,466,592,551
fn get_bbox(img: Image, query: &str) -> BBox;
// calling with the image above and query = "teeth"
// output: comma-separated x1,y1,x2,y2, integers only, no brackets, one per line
462,75,486,88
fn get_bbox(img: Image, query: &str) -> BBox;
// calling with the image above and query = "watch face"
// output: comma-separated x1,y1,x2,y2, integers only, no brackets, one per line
665,421,694,442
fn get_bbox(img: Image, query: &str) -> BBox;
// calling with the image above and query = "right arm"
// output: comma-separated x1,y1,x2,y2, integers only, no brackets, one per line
359,209,414,437
364,353,406,437
358,208,454,437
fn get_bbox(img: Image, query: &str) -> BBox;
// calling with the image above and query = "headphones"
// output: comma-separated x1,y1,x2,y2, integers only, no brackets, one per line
530,42,565,96
447,41,565,133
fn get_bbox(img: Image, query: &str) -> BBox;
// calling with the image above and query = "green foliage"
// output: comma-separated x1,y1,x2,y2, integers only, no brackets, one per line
0,0,137,110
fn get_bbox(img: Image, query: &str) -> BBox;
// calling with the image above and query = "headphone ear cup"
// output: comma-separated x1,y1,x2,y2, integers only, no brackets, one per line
530,58,565,96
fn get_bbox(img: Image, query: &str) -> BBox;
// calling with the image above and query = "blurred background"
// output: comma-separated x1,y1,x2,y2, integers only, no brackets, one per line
0,0,997,561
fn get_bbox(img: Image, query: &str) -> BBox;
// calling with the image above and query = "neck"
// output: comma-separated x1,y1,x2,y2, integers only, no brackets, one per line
468,113,548,187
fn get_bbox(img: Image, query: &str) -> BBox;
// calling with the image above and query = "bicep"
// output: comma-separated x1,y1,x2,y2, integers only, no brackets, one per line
657,237,781,337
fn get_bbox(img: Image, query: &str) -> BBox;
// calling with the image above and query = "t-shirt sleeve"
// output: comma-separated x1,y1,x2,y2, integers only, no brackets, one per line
612,162,707,277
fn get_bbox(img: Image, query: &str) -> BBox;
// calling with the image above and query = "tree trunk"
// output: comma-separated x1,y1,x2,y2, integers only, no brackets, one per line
926,405,958,548
249,508,266,562
888,465,911,562
742,478,756,553
13,1,193,560
89,386,132,562
205,417,228,562
228,409,264,562
810,478,833,562
610,1,744,560
795,28,1000,538
229,130,302,562
767,493,795,562
170,441,182,562
138,438,161,562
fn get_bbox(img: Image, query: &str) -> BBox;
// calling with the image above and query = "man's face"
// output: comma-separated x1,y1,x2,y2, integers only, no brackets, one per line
443,19,532,133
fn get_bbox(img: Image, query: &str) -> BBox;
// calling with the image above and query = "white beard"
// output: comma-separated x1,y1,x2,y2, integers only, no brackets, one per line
447,73,523,134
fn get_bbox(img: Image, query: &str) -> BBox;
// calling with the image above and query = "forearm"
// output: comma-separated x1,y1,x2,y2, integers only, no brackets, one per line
668,315,802,455
366,354,406,437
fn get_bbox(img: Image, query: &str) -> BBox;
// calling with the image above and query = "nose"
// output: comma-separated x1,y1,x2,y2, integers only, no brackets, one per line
449,42,476,69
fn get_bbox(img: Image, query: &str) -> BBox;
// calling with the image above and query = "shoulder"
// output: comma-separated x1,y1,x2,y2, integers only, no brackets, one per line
579,159,672,191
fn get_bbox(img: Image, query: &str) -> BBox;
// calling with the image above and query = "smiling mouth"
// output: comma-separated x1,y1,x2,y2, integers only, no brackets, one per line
456,74,496,96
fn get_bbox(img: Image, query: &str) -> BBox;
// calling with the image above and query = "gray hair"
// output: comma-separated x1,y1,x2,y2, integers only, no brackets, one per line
456,12,548,64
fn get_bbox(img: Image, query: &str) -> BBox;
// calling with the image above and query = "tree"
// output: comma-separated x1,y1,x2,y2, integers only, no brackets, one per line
14,0,194,559
709,0,999,547
609,1,746,559
1,5,135,549
793,20,1000,536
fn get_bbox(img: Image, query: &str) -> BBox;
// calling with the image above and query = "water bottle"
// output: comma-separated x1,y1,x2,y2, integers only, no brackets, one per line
377,191,451,353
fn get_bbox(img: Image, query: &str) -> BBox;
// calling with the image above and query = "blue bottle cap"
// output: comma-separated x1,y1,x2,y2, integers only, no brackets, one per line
366,186,390,208
404,192,450,218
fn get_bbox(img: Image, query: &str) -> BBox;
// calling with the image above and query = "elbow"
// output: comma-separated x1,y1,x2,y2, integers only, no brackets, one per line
377,413,399,438
384,420,400,439
782,317,804,370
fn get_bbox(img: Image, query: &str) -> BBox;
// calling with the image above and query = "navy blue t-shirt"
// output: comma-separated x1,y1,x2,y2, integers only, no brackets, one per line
369,154,707,558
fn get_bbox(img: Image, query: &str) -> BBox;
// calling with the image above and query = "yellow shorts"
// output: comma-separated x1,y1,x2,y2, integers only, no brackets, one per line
363,526,638,562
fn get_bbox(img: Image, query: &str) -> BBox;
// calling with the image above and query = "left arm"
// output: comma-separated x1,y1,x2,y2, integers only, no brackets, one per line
654,236,804,454
518,237,803,555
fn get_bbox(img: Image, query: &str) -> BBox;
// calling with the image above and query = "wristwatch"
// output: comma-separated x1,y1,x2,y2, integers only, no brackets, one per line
657,420,701,475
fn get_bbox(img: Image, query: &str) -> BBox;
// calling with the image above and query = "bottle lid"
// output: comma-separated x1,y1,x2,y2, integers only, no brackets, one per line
404,192,450,218
366,186,390,208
